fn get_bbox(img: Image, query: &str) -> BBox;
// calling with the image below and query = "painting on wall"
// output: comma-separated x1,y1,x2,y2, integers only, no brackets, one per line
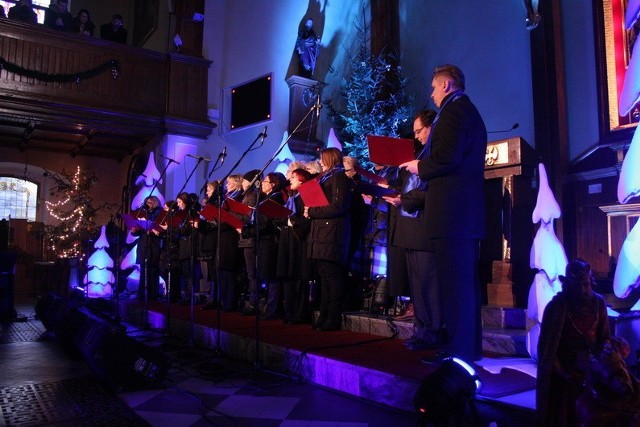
595,0,640,141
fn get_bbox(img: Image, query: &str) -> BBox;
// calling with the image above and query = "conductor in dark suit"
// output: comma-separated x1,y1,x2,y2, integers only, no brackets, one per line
400,64,487,361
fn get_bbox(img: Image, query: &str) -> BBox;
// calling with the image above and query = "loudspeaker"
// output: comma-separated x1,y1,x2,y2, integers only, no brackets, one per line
35,292,69,330
74,307,169,392
35,293,170,392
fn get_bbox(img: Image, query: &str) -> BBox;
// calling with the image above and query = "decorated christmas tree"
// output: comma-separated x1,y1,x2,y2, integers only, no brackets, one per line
326,10,413,168
44,166,114,259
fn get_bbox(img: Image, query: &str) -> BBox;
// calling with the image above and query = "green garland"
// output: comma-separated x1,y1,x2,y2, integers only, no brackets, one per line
0,57,120,83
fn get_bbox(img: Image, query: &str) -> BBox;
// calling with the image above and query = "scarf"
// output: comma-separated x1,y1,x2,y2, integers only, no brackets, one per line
400,91,464,218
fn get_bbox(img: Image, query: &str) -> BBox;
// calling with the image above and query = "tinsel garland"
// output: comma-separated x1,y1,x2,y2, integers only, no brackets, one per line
0,57,120,83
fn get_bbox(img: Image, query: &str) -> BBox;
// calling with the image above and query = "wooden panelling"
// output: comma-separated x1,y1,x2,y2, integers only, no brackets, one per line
0,19,214,160
570,175,618,277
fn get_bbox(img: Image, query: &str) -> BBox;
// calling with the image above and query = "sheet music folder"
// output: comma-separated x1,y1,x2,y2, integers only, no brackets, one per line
222,197,291,221
224,198,252,216
297,179,330,207
200,203,244,230
356,181,399,198
257,198,292,219
120,213,163,232
367,135,414,166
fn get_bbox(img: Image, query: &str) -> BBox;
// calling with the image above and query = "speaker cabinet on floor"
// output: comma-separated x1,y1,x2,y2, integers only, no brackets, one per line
74,306,169,392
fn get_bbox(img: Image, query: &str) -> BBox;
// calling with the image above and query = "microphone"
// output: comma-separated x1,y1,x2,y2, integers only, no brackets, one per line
218,146,227,164
159,153,180,164
261,125,268,139
314,94,322,120
487,123,519,134
186,153,211,162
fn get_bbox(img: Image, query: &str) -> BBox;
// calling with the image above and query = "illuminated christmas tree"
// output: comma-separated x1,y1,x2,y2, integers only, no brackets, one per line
325,9,412,168
44,166,113,259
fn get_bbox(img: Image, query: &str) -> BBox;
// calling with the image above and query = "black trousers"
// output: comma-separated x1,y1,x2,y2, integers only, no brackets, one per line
315,259,346,329
432,238,482,361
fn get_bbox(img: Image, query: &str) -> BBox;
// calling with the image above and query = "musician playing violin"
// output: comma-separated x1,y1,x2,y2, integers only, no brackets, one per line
132,195,162,302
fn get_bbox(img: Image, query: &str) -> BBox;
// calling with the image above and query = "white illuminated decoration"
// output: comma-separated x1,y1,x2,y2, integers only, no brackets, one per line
122,152,165,297
275,131,295,162
132,152,165,210
612,4,640,303
327,128,343,151
82,225,115,298
120,244,138,270
526,163,567,360
274,131,296,176
614,220,640,299
617,125,640,205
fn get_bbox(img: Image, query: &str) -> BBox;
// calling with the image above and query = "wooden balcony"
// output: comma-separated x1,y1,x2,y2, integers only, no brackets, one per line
0,19,214,161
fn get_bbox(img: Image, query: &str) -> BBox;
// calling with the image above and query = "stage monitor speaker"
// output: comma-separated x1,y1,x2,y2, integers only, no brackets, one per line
35,292,68,330
74,307,169,392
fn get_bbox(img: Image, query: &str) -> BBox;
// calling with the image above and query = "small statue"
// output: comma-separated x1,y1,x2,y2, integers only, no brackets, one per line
295,18,320,78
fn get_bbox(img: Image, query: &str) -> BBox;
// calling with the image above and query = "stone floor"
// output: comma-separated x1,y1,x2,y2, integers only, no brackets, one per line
0,299,422,426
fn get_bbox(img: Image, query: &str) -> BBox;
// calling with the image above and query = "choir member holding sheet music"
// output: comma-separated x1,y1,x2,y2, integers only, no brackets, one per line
216,175,244,311
303,148,352,331
238,170,262,315
384,109,445,351
257,172,288,320
277,168,313,324
131,196,163,302
195,181,220,309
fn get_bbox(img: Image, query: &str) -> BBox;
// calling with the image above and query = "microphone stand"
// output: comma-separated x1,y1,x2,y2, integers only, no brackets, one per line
196,150,226,356
203,152,229,356
112,187,127,323
247,101,319,370
139,157,173,331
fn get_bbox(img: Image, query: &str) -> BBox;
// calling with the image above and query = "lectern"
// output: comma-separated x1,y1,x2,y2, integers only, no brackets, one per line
482,137,538,307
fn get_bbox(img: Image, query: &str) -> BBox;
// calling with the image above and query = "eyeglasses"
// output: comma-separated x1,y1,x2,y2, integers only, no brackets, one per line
413,126,426,136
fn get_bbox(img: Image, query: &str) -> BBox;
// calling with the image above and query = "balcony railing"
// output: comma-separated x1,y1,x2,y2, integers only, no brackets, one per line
0,19,214,159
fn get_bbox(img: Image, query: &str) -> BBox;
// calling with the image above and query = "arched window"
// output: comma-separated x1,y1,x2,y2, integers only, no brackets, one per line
0,177,38,221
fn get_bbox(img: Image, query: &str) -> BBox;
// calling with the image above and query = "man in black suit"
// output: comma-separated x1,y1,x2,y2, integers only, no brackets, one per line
401,64,487,361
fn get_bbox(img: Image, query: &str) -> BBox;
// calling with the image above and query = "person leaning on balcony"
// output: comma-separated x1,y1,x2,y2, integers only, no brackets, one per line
44,0,73,32
8,0,37,24
71,9,95,37
100,14,127,44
